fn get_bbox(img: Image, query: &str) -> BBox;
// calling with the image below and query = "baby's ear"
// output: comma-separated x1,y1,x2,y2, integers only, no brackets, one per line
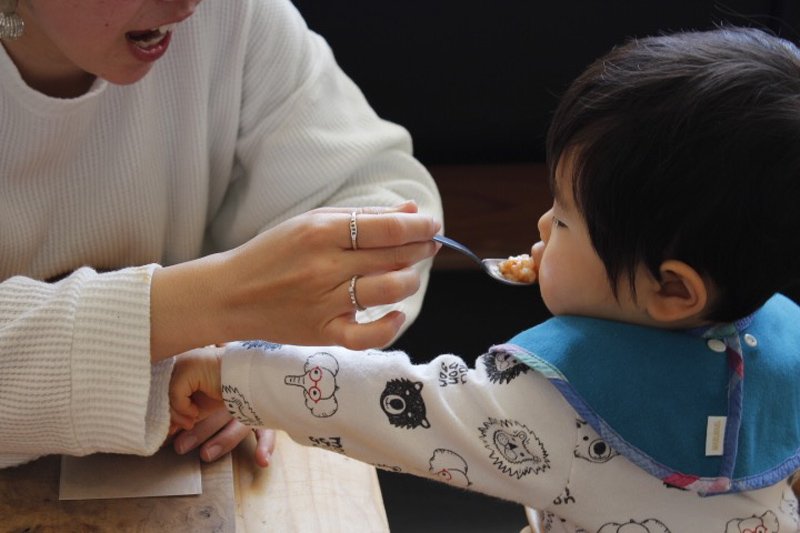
645,260,709,324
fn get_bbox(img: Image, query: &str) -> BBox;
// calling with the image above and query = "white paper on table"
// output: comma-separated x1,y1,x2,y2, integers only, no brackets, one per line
59,447,202,500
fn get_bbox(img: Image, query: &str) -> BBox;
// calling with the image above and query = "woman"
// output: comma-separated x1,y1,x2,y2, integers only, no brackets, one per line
0,0,442,467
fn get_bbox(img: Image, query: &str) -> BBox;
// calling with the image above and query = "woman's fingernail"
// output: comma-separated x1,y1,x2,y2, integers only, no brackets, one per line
176,434,197,454
204,445,222,462
394,200,417,211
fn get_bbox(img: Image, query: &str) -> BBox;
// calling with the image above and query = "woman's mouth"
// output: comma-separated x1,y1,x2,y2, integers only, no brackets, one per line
126,24,176,50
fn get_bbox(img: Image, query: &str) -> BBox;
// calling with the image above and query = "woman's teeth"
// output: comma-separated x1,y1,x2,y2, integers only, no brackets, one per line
127,24,176,49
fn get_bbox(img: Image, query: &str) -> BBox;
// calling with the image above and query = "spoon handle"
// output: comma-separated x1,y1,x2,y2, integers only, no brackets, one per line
433,235,483,267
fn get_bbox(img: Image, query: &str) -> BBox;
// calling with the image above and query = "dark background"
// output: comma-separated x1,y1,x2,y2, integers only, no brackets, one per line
293,0,799,167
291,2,800,531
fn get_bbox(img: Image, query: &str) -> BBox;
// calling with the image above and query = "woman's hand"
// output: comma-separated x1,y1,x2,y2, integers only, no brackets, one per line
151,202,441,361
173,412,276,468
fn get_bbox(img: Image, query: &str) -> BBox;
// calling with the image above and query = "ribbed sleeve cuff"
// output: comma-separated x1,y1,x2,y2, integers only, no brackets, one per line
70,265,172,456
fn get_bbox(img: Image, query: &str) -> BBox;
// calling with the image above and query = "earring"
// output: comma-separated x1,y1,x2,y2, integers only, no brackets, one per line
0,0,24,41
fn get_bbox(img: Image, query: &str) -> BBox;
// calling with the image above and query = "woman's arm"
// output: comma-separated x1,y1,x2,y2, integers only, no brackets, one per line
0,266,170,465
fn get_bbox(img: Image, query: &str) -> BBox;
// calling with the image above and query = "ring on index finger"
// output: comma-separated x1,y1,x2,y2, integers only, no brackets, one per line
349,211,359,250
348,275,367,311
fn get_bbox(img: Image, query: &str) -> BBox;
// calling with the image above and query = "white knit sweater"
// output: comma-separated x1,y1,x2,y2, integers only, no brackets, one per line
0,0,441,467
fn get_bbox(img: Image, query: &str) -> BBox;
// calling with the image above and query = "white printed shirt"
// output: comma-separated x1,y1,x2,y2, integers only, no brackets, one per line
222,341,799,533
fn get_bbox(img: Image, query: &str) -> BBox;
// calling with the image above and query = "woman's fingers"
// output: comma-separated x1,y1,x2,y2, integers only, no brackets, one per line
173,407,275,468
196,418,253,463
309,200,419,216
349,241,441,275
329,310,408,350
343,268,421,310
173,408,235,456
325,269,429,348
295,208,440,251
253,429,276,468
344,212,441,250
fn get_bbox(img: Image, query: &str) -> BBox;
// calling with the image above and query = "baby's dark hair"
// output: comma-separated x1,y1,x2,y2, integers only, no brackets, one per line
546,26,800,321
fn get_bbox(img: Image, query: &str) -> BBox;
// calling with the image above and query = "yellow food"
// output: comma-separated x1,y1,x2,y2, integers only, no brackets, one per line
498,254,537,283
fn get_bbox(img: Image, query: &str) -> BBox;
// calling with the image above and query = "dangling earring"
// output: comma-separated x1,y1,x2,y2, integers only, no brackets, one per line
0,0,24,41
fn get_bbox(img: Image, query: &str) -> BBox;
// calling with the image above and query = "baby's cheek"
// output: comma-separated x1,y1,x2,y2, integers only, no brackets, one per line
535,264,560,313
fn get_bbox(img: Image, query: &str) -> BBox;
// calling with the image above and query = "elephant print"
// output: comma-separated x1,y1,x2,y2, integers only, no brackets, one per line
284,351,340,417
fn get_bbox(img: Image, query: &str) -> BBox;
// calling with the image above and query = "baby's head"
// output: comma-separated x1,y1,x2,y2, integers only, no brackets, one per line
536,27,800,325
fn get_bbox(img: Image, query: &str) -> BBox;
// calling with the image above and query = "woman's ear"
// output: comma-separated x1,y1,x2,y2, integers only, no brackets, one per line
645,260,709,323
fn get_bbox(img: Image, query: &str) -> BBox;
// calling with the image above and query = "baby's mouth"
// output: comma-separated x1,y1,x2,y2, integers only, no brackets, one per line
126,24,176,49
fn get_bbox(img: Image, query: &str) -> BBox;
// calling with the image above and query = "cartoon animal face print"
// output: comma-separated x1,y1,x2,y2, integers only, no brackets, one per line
222,385,263,426
284,352,339,417
725,511,779,533
574,419,618,463
479,418,550,479
380,378,430,429
483,348,529,384
241,340,281,351
597,519,671,533
428,448,471,488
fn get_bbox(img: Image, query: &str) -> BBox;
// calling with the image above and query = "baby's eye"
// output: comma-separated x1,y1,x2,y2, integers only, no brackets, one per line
552,216,567,229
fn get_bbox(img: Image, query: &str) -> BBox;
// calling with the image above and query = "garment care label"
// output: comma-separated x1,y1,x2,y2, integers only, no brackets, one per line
705,416,727,456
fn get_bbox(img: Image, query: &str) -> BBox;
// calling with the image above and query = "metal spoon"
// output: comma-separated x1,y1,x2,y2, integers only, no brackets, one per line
433,234,535,286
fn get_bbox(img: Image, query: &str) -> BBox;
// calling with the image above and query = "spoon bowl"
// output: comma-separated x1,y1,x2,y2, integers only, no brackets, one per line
433,235,535,286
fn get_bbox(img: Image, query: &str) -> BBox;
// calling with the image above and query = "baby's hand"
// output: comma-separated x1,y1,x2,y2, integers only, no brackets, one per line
169,347,225,431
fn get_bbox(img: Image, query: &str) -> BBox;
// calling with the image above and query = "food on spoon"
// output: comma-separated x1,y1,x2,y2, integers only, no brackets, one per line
498,254,537,284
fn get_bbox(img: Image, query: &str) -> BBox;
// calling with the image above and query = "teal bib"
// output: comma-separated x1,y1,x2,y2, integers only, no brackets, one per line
501,294,800,495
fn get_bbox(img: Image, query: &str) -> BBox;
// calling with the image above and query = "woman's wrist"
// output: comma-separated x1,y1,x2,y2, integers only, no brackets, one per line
150,253,232,362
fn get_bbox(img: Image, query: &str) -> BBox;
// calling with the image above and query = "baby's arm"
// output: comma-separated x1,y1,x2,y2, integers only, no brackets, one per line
212,341,577,510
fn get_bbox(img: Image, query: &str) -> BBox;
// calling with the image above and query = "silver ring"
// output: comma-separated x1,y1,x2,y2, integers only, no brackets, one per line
348,275,366,311
349,211,359,251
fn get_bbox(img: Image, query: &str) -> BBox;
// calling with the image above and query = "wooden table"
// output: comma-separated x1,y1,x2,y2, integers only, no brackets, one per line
0,431,389,532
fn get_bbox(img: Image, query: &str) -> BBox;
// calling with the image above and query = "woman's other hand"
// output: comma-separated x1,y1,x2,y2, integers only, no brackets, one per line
151,202,441,360
173,411,276,468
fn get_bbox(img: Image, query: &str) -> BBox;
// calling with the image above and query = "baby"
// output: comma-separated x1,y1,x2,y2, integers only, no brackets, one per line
170,27,800,531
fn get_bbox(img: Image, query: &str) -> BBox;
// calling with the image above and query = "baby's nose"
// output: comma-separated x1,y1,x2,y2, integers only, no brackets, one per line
537,208,553,242
531,241,545,268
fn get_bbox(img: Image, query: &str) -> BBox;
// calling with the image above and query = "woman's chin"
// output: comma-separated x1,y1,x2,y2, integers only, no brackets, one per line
97,64,156,86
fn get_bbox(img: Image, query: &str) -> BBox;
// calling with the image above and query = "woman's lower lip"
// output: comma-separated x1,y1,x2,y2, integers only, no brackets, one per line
127,31,172,63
